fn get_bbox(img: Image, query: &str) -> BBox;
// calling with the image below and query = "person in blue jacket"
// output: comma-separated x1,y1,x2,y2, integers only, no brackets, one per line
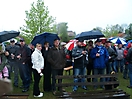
90,38,109,89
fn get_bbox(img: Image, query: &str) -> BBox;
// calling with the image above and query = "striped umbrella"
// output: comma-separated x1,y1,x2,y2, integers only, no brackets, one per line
65,40,86,51
110,37,126,44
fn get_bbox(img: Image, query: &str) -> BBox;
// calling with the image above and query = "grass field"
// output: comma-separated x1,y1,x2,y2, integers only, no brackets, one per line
9,71,132,99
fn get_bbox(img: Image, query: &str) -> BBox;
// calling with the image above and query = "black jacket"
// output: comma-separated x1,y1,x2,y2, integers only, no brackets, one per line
106,47,117,62
47,46,66,69
16,45,31,64
72,46,88,68
126,47,132,64
5,45,19,61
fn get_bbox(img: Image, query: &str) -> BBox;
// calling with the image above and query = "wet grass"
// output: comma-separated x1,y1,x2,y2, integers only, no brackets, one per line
9,71,132,99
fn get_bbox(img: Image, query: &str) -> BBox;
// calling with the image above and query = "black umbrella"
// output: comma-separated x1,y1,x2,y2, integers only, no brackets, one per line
75,30,105,40
31,32,60,47
0,31,20,43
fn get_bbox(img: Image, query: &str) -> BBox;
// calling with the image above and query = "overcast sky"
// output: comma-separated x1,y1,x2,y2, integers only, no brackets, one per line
0,0,132,34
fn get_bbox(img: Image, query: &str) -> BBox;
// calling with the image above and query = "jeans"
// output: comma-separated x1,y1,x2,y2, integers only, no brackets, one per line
112,60,117,72
123,64,129,79
9,61,19,86
73,67,86,89
51,69,63,91
128,64,132,86
116,59,124,73
106,62,112,74
93,68,105,88
7,62,12,79
18,63,30,89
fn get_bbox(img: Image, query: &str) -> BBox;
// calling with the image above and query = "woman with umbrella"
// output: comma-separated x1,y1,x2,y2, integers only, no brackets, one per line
41,42,52,92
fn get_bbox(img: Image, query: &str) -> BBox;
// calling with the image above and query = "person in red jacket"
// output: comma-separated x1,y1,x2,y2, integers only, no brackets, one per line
123,43,132,79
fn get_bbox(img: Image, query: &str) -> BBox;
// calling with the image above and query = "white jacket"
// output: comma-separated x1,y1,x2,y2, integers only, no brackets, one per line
31,48,44,73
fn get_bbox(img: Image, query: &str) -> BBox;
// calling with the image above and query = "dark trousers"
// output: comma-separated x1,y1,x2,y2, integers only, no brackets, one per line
18,63,30,89
123,64,129,78
28,62,33,82
33,69,41,95
106,62,112,74
116,59,124,73
51,69,63,91
87,63,94,82
9,61,19,86
43,64,51,91
8,61,14,79
93,68,105,88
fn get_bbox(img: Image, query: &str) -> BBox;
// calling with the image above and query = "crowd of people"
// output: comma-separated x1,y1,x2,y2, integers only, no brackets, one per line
67,38,132,92
0,37,132,98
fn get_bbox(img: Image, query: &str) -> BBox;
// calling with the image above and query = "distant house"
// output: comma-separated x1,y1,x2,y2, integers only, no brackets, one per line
117,32,126,38
67,31,76,37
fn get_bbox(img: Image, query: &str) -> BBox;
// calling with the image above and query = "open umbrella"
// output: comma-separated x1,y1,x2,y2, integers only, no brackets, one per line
110,37,126,44
65,39,86,51
108,37,116,41
75,30,105,40
0,31,20,43
65,40,78,51
125,40,132,46
100,37,107,44
31,32,60,47
127,40,132,44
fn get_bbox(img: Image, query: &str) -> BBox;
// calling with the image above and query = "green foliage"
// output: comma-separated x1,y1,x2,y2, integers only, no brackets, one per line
20,0,57,44
57,22,69,42
102,24,124,38
93,27,103,32
125,23,132,40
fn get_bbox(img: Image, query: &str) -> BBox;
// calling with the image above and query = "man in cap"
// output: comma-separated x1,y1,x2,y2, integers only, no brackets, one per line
105,40,117,77
16,38,31,92
90,38,109,89
72,39,88,92
5,39,20,87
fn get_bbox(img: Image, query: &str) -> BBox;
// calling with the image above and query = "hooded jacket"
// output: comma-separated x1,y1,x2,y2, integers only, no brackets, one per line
90,45,109,69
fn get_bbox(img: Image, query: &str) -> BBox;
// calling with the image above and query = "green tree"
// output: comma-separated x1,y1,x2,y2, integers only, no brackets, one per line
125,23,132,40
57,22,69,42
20,0,56,43
93,27,103,32
103,24,124,38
